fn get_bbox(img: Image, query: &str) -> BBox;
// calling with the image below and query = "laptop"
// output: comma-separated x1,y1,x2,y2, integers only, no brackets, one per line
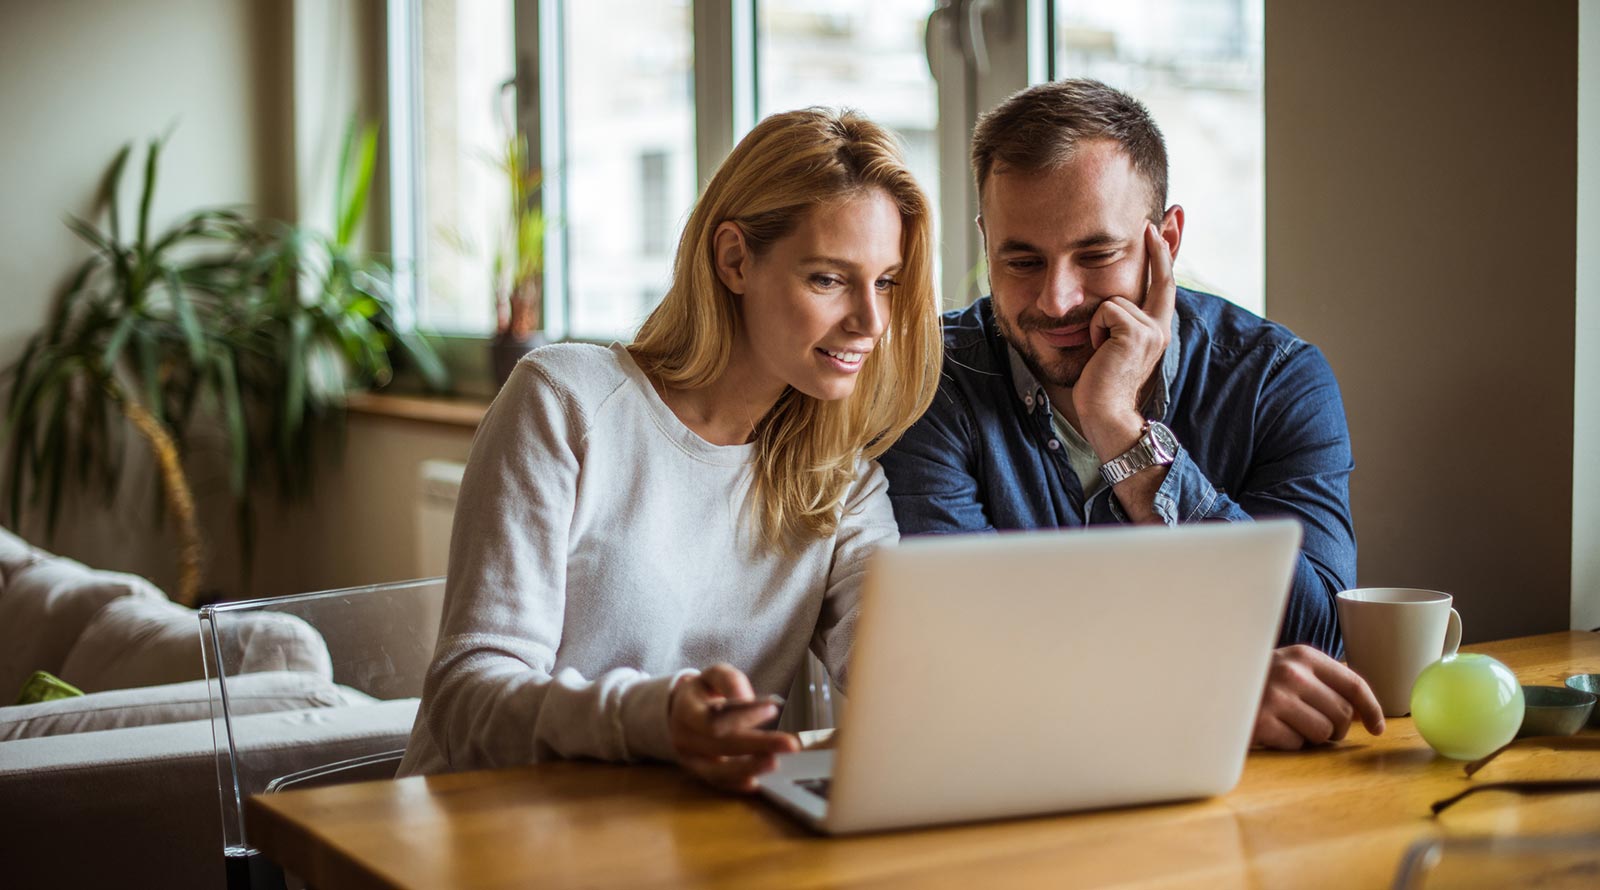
756,519,1302,834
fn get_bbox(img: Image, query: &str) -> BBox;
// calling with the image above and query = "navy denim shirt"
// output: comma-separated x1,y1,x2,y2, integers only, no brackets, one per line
879,290,1354,655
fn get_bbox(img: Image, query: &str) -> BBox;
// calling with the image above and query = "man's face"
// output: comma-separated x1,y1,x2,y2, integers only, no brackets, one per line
979,139,1169,389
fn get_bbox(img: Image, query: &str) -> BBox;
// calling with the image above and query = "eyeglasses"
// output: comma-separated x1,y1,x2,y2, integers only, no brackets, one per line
1431,779,1600,815
1430,736,1600,815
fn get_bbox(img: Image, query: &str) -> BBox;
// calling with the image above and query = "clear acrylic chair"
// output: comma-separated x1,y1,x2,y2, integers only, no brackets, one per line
201,577,446,890
783,653,839,732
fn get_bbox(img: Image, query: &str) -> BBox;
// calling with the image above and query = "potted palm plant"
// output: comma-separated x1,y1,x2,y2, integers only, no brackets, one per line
240,120,449,504
3,136,252,604
2,124,446,604
489,131,546,386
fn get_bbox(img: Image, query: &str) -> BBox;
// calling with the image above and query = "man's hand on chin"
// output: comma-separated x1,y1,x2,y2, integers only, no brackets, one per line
1072,221,1176,450
1071,223,1178,523
1253,645,1386,750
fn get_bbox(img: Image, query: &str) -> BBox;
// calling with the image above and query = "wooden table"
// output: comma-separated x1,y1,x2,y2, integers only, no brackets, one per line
248,632,1600,889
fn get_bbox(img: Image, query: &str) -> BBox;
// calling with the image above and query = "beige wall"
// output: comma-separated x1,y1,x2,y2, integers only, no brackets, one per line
1267,1,1579,642
248,415,475,598
1577,0,1599,631
0,1,293,361
0,0,293,594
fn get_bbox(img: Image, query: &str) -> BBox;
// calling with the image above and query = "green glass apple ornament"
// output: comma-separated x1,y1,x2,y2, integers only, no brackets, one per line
1410,653,1525,760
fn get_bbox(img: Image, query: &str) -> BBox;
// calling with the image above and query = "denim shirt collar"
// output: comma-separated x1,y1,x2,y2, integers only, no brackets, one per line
1005,314,1182,421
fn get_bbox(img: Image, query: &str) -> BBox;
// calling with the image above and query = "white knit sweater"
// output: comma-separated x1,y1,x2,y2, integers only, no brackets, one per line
398,343,895,775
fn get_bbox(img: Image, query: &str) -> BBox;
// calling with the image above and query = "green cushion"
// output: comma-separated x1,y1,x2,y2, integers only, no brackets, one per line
15,670,84,706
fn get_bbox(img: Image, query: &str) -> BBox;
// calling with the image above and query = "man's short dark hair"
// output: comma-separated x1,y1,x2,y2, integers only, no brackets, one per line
971,79,1168,219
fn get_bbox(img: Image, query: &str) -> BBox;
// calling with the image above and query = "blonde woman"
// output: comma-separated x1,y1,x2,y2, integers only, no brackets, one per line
399,109,942,791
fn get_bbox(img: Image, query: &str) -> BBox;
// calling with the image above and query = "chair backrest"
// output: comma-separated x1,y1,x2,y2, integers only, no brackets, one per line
200,577,446,873
781,653,838,733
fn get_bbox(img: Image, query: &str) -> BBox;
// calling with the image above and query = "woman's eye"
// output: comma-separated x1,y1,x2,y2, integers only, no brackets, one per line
810,274,843,288
874,277,898,292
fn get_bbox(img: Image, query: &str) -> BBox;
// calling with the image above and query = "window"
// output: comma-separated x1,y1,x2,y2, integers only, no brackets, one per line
392,0,517,334
757,0,942,290
1054,0,1264,314
558,0,695,340
639,150,671,257
387,0,1267,349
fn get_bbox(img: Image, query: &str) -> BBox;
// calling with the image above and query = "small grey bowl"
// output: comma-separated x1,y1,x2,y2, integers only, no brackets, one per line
1564,674,1600,727
1517,685,1597,738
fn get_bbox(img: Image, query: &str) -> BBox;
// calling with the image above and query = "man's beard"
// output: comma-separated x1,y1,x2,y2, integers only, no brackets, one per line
994,303,1096,389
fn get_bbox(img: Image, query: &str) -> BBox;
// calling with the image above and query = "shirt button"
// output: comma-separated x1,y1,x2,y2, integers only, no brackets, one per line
1024,395,1034,407
1047,439,1061,451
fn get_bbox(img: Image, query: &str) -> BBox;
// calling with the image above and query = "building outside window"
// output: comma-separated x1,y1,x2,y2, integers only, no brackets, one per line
388,0,1264,353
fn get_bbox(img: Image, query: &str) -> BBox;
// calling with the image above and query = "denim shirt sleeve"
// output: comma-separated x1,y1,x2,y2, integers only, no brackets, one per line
1092,342,1354,655
879,385,998,535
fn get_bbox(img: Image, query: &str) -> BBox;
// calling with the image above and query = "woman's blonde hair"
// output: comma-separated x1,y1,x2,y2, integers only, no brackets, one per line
630,108,942,549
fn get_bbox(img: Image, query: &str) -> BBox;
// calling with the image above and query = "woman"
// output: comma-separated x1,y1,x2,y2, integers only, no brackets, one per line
398,109,942,791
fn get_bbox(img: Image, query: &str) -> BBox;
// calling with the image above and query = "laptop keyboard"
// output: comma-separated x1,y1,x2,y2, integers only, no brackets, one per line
796,778,832,800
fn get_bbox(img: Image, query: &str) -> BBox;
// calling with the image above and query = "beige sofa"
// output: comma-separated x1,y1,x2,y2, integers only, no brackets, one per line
0,527,422,889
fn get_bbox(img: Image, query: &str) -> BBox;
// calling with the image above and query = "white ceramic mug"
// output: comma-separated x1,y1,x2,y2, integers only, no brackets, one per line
1335,588,1463,717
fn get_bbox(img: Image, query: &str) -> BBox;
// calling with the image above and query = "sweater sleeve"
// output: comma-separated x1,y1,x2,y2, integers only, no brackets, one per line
812,459,899,693
412,360,692,771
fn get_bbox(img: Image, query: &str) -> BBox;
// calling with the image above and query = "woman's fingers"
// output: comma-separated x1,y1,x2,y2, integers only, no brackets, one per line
699,663,756,702
681,752,780,793
675,726,799,759
669,664,798,767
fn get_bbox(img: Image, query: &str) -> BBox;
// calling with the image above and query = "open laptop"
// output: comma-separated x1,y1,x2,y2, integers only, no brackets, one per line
756,519,1302,834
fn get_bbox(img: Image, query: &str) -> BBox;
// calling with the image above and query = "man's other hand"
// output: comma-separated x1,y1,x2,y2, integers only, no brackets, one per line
1253,644,1385,750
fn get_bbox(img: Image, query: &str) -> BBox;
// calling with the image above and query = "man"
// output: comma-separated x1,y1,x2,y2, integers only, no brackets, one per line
879,79,1384,750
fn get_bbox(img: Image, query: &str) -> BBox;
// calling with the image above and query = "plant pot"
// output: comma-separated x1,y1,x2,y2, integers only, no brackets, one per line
491,330,549,389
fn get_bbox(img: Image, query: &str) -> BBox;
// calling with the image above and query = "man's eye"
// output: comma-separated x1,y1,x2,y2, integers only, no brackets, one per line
1004,259,1041,272
1080,252,1117,265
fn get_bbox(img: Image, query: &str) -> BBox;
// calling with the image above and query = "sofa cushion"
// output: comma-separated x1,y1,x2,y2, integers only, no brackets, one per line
59,596,336,693
57,596,205,693
218,608,336,679
0,556,165,696
0,697,418,890
0,525,42,587
0,670,375,741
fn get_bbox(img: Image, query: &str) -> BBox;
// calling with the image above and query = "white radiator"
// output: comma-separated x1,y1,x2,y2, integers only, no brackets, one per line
415,460,466,579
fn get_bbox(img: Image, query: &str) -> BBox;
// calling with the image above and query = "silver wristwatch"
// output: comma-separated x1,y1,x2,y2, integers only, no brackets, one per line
1098,420,1179,486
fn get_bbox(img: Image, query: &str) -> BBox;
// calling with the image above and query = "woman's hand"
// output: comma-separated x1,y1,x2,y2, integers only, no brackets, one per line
668,664,800,792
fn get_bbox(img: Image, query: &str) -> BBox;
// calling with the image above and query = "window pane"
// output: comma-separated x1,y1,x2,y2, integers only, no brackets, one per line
415,0,515,333
561,0,695,341
1055,0,1264,315
756,2,941,281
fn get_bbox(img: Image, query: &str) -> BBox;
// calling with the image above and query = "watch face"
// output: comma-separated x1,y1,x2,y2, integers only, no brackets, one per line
1148,422,1179,461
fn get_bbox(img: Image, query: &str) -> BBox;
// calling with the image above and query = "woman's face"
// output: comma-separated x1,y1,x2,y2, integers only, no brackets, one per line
719,188,903,403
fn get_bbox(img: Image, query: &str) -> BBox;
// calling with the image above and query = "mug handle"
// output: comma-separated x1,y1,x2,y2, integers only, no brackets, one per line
1442,608,1462,657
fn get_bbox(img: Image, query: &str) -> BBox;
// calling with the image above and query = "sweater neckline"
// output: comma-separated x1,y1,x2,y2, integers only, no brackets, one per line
611,343,755,466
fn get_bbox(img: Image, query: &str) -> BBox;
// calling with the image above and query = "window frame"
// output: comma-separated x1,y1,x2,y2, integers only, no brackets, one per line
387,0,986,354
384,0,1260,383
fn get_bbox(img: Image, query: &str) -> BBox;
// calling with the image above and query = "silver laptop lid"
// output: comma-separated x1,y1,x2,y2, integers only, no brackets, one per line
824,520,1301,833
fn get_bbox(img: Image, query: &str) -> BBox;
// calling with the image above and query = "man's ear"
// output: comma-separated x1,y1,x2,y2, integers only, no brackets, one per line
1159,205,1185,264
712,222,749,295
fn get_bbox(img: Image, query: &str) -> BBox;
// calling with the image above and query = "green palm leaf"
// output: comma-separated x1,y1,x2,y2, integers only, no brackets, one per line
136,135,164,255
